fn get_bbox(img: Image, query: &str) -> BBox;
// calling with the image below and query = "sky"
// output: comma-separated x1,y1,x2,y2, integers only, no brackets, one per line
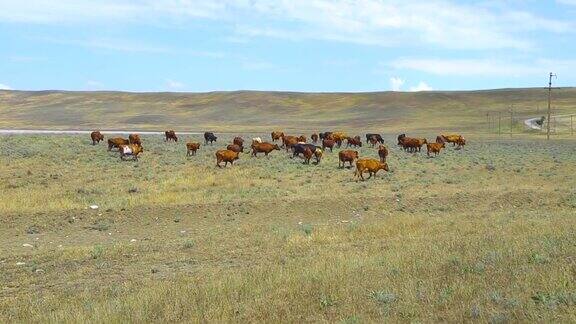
1,0,576,92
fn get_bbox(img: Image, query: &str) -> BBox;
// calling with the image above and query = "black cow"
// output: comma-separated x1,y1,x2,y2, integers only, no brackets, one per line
204,132,217,145
365,133,384,144
319,132,333,140
292,143,321,158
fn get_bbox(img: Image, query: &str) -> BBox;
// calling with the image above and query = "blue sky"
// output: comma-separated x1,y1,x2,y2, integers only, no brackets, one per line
1,0,575,92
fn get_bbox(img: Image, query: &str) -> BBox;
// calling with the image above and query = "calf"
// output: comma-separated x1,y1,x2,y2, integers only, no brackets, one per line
90,131,104,145
165,130,178,142
186,142,201,156
378,145,388,162
354,158,389,180
338,150,359,168
215,149,239,167
251,142,280,156
426,142,445,157
303,148,313,164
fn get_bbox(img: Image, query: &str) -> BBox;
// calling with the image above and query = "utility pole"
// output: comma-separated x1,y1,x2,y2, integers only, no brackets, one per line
546,72,557,140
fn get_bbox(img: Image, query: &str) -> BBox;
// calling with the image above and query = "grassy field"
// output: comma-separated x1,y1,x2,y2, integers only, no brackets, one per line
1,132,575,322
1,88,576,134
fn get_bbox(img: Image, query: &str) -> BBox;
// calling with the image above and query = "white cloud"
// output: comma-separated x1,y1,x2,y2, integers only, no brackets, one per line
409,82,433,92
557,0,576,5
390,77,405,91
166,79,185,90
0,83,13,90
0,1,573,51
389,58,576,77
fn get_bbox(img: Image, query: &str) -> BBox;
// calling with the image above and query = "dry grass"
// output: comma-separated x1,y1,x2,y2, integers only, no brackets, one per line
0,133,575,322
2,88,576,134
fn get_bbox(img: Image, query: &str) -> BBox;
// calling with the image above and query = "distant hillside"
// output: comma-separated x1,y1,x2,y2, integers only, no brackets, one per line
1,88,575,134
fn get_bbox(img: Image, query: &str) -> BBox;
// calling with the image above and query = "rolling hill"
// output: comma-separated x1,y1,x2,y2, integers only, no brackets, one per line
1,88,575,134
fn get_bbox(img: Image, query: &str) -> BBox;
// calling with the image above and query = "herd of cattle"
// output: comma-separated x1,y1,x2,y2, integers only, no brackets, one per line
90,130,466,180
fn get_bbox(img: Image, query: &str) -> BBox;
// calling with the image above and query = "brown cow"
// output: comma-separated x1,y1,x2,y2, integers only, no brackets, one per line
314,148,323,164
322,139,336,152
354,158,389,180
186,142,201,156
311,133,319,143
338,150,359,168
440,134,466,148
399,136,427,153
426,142,445,157
251,142,280,156
129,133,141,145
271,131,284,142
90,131,104,145
331,132,347,147
369,136,379,148
215,149,239,167
233,136,244,147
378,145,389,162
165,130,178,142
119,144,143,161
227,144,244,153
297,135,307,143
346,136,362,148
283,136,299,152
108,137,129,151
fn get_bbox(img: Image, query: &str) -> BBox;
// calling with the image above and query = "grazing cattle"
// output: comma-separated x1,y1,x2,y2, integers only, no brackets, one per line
186,142,201,156
129,133,141,145
398,136,427,153
319,132,333,140
303,148,313,164
233,136,244,147
322,139,336,152
378,145,389,162
292,143,321,158
165,130,178,142
346,136,362,148
369,136,379,147
251,142,280,156
331,132,347,147
426,142,445,157
215,149,239,167
283,136,299,152
311,133,319,143
365,134,384,144
297,135,307,143
271,131,284,142
252,137,263,144
90,131,104,145
354,158,389,180
441,134,466,148
119,144,143,161
338,150,359,168
436,135,446,144
227,144,244,153
108,137,129,151
204,132,217,145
